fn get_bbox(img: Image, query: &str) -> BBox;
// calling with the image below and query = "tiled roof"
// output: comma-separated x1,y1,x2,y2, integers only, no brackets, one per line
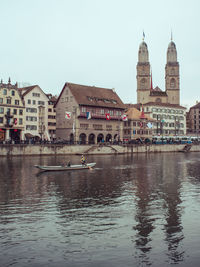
150,88,167,96
143,102,186,109
18,85,38,97
126,107,154,121
55,82,125,109
190,102,200,109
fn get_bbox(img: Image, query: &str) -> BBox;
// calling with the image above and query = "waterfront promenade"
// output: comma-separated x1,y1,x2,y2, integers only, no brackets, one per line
0,143,200,156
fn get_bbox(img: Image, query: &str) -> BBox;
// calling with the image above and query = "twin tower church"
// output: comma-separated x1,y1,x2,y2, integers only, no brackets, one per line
136,38,180,106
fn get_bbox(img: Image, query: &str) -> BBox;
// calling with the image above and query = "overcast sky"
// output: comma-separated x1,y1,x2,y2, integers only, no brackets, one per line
0,0,199,109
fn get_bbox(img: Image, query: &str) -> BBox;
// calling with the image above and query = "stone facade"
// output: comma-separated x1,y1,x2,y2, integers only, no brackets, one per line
137,40,180,105
55,83,126,144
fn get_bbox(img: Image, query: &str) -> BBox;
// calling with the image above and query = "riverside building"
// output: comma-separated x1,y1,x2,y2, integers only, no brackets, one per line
187,102,200,136
0,79,25,142
54,82,125,144
18,85,50,141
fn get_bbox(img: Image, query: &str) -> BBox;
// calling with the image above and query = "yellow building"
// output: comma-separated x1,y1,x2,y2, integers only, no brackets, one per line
0,79,25,142
123,107,154,142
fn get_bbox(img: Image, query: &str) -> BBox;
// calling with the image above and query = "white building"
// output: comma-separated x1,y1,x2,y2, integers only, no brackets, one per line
18,85,50,140
141,102,187,136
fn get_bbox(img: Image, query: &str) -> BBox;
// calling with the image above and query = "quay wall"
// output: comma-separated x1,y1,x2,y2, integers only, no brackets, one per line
0,144,200,156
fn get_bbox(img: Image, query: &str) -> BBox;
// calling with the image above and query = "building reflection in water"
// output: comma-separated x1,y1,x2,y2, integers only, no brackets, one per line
1,153,199,266
132,153,185,265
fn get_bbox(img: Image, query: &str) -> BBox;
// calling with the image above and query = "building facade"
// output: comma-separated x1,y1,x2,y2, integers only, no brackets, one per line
123,107,154,141
0,79,25,142
141,102,186,136
187,102,200,136
46,94,57,141
54,82,126,144
18,85,50,140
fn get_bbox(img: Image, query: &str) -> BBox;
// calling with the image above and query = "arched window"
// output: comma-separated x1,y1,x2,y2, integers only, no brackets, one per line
170,78,176,88
88,133,95,144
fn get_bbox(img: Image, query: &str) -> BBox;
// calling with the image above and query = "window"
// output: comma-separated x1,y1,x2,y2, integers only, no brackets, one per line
19,109,23,115
7,98,11,104
0,108,4,114
19,118,23,125
26,125,37,130
38,101,45,105
26,108,37,113
0,117,3,123
0,98,3,104
13,109,17,115
28,99,31,104
15,100,19,105
100,109,104,115
3,89,7,95
81,107,86,113
33,100,36,105
11,90,15,96
32,93,40,97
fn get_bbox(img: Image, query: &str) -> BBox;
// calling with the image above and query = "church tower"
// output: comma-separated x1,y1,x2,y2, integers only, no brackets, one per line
136,40,151,104
165,40,180,105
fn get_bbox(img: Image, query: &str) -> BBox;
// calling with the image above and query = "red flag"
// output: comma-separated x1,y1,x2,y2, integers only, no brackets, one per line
14,118,17,125
105,113,110,120
121,114,128,121
65,112,71,119
140,105,145,119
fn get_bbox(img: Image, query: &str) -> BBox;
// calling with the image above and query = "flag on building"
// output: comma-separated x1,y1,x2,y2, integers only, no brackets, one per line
105,113,110,120
14,118,17,125
147,122,152,128
86,111,91,120
65,112,71,119
121,114,128,121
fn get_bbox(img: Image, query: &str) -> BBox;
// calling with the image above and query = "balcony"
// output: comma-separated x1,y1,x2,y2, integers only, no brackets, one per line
79,112,122,120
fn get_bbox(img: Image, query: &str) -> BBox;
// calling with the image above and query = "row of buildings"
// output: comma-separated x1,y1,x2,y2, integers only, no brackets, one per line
0,38,199,143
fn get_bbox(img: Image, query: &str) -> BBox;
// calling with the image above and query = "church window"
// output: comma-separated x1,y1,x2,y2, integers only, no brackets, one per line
170,78,176,88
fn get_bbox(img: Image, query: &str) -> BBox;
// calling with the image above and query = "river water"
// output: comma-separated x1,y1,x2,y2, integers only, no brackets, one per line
0,152,200,267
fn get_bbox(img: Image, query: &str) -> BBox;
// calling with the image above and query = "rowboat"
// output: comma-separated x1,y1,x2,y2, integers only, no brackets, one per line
34,162,96,171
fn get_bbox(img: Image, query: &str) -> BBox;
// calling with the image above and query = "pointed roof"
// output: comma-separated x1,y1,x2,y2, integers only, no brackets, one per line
18,85,48,99
54,82,125,109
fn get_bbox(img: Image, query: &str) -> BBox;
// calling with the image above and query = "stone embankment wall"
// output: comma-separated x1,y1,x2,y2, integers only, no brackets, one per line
0,144,200,156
